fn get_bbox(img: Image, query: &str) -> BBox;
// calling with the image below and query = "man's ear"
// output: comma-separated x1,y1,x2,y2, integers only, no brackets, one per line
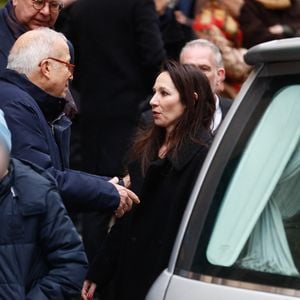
39,60,51,79
217,67,226,83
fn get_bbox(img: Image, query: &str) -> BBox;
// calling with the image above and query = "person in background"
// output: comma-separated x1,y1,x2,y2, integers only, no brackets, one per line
180,39,232,132
64,0,166,262
238,0,300,49
176,0,252,98
154,0,196,60
0,28,139,219
0,109,88,299
0,0,78,118
0,0,63,70
82,61,215,300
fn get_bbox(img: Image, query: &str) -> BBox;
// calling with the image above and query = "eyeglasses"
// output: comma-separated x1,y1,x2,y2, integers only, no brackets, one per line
32,0,64,13
39,57,75,75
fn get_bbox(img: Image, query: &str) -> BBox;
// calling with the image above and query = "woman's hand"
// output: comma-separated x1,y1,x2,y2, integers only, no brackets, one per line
81,280,97,300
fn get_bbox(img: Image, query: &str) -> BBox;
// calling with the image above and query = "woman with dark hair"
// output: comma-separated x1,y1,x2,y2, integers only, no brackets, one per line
82,61,216,300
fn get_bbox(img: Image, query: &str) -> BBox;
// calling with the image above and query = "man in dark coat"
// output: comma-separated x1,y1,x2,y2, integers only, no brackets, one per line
0,109,88,299
65,0,166,260
0,28,139,215
180,39,232,131
66,0,166,176
0,0,62,70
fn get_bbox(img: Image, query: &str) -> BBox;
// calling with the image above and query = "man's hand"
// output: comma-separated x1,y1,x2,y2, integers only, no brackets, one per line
81,280,97,300
109,177,140,218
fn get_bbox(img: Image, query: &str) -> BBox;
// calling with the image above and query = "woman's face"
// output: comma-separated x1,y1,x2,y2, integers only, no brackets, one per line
150,71,185,133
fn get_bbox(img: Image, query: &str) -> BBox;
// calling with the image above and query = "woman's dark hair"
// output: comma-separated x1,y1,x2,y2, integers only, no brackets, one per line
130,60,216,175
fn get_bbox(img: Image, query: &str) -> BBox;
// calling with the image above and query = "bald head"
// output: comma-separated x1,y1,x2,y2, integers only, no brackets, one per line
7,28,73,98
180,39,225,94
7,27,68,77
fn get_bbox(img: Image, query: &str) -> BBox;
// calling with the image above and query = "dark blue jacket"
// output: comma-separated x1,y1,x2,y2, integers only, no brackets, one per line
0,158,88,299
0,69,119,212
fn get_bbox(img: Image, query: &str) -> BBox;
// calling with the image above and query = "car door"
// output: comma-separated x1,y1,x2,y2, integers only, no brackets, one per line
147,38,300,300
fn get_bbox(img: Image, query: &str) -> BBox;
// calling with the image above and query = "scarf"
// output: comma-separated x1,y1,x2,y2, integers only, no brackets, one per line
3,0,28,39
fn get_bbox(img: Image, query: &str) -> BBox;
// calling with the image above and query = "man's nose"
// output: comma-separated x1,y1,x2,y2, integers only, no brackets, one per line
39,2,51,15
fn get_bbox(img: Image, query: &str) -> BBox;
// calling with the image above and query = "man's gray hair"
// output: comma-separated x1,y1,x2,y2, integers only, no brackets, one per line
180,39,224,68
7,27,67,76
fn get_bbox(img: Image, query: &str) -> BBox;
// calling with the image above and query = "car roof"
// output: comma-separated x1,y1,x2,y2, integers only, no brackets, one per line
244,37,300,65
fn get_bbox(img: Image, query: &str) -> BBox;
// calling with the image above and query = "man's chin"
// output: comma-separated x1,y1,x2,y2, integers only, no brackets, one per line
28,21,53,30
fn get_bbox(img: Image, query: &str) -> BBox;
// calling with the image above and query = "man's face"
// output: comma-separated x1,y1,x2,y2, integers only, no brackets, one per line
12,0,60,30
180,46,224,94
45,39,73,98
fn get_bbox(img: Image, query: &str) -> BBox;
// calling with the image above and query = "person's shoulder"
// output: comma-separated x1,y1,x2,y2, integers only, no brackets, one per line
0,73,38,109
219,96,232,115
11,159,58,214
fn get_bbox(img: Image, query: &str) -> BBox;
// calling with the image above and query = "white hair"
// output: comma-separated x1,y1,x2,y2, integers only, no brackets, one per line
7,27,67,76
180,39,224,68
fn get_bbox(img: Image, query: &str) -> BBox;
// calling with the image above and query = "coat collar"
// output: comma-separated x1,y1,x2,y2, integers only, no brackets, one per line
165,129,212,171
0,69,66,122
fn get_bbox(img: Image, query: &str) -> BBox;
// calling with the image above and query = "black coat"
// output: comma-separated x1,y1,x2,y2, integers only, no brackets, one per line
220,96,232,119
0,159,88,299
87,130,212,300
0,69,120,212
66,0,166,176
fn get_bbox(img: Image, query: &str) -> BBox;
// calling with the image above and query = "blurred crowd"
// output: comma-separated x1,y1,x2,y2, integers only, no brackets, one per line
0,0,299,299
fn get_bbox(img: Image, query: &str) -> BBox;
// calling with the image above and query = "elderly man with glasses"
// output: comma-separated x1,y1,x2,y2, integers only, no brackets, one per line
0,0,79,118
0,0,65,70
0,27,140,221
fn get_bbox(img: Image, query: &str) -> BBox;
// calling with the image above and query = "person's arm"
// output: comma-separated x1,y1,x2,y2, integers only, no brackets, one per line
2,100,120,212
82,214,129,299
26,190,88,299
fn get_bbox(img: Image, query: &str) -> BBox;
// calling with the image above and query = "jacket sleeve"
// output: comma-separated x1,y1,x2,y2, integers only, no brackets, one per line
86,214,129,287
26,190,88,300
2,100,120,212
134,0,166,70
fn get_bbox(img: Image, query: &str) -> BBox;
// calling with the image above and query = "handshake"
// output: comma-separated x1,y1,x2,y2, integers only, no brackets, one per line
109,175,140,218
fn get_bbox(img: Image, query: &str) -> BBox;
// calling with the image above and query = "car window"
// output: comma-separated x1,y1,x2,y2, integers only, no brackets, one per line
175,74,300,296
207,85,300,277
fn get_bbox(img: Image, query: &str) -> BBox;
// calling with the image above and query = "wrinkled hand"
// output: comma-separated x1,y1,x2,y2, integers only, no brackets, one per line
81,280,97,300
110,177,140,218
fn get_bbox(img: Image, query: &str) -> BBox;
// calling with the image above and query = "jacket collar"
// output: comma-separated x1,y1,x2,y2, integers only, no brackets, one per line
0,69,66,122
166,129,212,171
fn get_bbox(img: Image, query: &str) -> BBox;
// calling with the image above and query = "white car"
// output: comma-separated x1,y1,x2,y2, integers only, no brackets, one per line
147,38,300,300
